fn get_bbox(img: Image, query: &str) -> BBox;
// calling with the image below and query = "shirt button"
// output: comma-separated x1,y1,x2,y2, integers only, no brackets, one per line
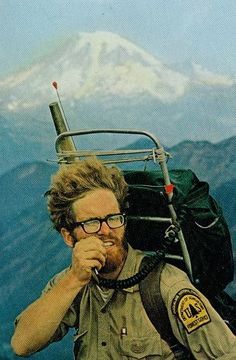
101,342,107,346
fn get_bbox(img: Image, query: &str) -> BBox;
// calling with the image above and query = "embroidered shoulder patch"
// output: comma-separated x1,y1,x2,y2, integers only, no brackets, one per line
171,288,211,333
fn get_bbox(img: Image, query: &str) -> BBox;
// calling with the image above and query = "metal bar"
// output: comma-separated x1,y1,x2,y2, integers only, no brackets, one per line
165,254,183,261
55,128,162,152
127,216,172,223
49,102,77,153
56,148,155,156
57,157,153,165
55,147,162,165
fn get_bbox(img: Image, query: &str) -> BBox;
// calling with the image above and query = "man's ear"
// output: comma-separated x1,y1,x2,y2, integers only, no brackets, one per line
61,227,74,248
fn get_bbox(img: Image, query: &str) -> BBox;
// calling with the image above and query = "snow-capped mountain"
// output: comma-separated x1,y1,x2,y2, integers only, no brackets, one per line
0,31,191,112
1,31,235,112
0,31,235,174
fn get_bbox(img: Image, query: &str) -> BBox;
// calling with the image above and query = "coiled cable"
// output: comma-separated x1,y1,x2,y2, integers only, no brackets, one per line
97,250,165,289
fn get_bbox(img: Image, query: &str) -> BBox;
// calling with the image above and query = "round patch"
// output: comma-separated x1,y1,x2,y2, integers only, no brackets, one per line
172,288,211,333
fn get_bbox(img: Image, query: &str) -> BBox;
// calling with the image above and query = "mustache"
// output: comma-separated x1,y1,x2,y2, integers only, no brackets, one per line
70,232,128,251
98,235,118,241
97,234,127,246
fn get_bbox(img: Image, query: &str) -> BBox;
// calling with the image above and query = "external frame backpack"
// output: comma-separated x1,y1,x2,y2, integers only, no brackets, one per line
125,168,236,356
124,168,234,296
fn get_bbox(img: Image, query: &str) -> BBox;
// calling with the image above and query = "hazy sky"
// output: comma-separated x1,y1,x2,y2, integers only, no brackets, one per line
0,0,235,77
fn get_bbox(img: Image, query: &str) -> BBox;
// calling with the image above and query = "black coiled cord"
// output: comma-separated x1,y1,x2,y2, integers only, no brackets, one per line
97,250,165,289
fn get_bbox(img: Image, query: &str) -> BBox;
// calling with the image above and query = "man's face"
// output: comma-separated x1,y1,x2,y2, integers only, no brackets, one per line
71,188,128,275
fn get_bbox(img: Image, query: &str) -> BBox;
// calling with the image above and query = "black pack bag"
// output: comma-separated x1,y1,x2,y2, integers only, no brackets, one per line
124,169,234,296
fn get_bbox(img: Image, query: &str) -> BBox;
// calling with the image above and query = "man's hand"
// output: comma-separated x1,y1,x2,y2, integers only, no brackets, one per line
11,236,107,356
70,237,107,285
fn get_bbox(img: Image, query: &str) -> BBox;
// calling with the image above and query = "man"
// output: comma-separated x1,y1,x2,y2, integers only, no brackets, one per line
11,157,236,359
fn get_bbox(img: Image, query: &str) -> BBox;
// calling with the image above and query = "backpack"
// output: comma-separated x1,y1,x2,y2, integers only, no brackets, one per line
123,167,235,358
124,168,234,296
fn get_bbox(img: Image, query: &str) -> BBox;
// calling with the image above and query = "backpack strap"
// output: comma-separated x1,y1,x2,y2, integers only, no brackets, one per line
73,288,85,329
139,256,193,359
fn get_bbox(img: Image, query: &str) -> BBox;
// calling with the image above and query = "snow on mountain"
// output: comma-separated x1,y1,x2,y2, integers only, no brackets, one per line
0,31,235,175
1,31,235,114
192,63,235,87
0,31,191,111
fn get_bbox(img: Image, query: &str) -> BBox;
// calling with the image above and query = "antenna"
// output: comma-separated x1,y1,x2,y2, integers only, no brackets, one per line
52,81,70,130
49,81,77,155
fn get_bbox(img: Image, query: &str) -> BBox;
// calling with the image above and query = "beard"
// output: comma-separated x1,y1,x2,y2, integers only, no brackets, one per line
70,228,128,277
99,236,128,275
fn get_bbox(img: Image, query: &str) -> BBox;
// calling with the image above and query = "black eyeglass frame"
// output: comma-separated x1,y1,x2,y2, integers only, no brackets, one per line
69,213,127,234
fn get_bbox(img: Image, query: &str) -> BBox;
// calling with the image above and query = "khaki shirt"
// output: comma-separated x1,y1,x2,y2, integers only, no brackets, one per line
42,245,236,359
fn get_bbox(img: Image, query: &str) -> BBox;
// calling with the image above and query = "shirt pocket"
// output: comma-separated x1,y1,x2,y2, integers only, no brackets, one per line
120,336,162,359
73,330,88,359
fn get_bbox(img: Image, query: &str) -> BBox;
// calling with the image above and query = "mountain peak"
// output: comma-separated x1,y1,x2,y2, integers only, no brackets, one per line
0,31,190,112
0,31,235,159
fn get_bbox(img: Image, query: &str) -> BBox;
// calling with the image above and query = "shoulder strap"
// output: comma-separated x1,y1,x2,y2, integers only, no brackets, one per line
139,256,193,359
73,288,85,328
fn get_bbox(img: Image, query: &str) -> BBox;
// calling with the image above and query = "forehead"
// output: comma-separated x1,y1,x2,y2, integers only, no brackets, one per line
72,189,120,220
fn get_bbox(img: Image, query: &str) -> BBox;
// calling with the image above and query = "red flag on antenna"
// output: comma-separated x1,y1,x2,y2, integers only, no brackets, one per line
52,81,58,90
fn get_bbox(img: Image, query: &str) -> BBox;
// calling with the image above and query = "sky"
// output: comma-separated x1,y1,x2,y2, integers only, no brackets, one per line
0,0,236,78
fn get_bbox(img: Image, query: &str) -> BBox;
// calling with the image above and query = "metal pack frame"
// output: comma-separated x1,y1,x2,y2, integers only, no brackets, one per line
49,102,193,281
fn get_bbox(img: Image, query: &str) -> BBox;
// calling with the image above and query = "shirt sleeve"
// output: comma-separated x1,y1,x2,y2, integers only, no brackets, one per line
42,268,78,343
161,264,236,359
14,268,78,344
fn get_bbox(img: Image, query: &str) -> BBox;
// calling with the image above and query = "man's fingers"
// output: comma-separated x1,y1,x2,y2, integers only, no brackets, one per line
70,236,108,282
74,237,106,255
81,259,105,272
81,250,107,267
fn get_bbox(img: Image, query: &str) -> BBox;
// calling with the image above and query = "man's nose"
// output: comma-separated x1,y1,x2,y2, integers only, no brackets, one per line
97,220,111,235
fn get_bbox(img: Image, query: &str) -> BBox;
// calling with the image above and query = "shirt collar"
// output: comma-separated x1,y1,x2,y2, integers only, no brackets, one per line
89,244,145,293
116,244,144,293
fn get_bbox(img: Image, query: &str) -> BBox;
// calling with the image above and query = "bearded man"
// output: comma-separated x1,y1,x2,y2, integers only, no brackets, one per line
11,158,236,359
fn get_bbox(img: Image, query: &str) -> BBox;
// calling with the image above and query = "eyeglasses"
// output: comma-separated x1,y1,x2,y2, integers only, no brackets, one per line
69,213,126,234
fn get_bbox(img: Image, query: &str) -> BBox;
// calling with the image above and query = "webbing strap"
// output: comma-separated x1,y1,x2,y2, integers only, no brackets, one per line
73,289,84,329
139,257,193,359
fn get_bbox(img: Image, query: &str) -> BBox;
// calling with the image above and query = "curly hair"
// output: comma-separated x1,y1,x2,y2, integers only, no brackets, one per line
46,157,128,232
